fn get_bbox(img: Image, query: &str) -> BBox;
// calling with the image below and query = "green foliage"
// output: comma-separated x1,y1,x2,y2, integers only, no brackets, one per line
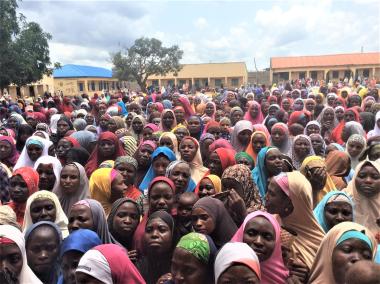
0,0,52,92
111,37,183,92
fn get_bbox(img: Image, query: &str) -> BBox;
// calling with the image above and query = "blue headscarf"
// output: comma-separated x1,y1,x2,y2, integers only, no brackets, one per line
252,146,275,201
139,146,176,191
117,101,128,116
313,191,354,233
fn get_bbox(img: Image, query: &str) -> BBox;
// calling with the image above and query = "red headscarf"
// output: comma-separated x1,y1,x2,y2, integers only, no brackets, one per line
330,107,360,145
214,148,236,172
203,120,220,134
288,110,311,126
209,138,234,152
85,132,126,177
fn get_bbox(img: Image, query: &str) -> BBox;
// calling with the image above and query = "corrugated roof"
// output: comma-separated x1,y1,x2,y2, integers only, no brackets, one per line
271,52,380,69
53,64,112,78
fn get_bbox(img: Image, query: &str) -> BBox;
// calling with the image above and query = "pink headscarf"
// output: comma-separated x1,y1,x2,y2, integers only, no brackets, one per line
209,138,234,152
178,95,195,119
244,101,264,124
274,173,289,196
231,211,289,284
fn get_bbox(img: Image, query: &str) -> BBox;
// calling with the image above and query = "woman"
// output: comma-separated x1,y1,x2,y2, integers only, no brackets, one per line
179,136,209,185
0,136,19,169
346,134,367,170
200,133,216,162
127,115,146,142
56,137,80,165
270,122,291,154
197,174,222,198
245,131,270,164
15,124,34,152
25,221,62,284
134,140,156,187
235,151,255,169
14,135,52,170
313,191,354,233
107,116,126,133
344,160,380,237
289,134,315,169
142,123,159,141
166,160,196,194
230,120,253,153
57,229,102,284
89,168,127,216
252,147,284,200
214,242,261,284
367,111,380,138
310,133,327,157
107,198,141,251
308,222,377,284
68,199,114,244
325,150,351,190
341,121,366,144
159,132,180,159
331,107,360,145
137,210,175,284
34,156,62,192
76,244,145,284
139,146,176,191
231,211,289,284
56,116,74,142
207,148,236,177
85,131,126,177
317,106,339,142
160,109,177,132
187,115,203,140
0,224,42,283
114,156,142,200
304,121,321,136
23,190,69,237
7,167,39,226
54,162,90,215
192,196,237,248
244,101,264,124
265,172,325,269
70,130,97,151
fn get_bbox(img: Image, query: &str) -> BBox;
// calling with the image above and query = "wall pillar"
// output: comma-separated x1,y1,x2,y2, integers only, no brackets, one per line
269,70,273,84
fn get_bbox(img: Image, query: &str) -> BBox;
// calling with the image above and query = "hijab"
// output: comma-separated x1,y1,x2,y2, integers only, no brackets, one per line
308,222,377,284
244,101,264,124
159,132,180,159
325,150,351,190
289,134,315,169
252,147,276,200
54,162,90,215
33,155,62,191
231,211,289,284
160,109,177,131
245,131,270,164
230,120,253,152
70,130,97,149
193,197,237,248
368,111,380,138
214,147,236,172
346,134,367,170
0,136,19,167
165,160,197,193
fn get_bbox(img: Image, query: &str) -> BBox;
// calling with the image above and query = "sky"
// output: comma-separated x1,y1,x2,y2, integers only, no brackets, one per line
19,0,380,71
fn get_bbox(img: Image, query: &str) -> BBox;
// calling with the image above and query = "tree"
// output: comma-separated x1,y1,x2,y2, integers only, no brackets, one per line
111,37,183,92
0,0,52,94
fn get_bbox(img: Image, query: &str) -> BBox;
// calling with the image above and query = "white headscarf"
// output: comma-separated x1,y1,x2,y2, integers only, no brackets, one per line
49,114,61,134
0,225,42,284
34,156,62,191
367,111,380,138
76,249,113,284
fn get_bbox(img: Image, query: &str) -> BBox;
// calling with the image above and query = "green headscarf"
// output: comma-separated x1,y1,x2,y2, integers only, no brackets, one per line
235,151,254,165
176,232,210,264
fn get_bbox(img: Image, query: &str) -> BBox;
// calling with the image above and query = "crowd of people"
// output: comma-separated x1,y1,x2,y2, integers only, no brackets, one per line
0,77,379,284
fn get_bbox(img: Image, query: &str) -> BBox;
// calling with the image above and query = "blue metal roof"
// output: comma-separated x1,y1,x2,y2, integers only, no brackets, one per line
53,64,113,78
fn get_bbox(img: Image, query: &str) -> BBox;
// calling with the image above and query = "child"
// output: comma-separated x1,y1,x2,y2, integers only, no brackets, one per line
175,192,199,239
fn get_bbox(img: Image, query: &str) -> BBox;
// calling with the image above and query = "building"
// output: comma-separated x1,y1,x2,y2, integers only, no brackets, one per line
147,62,248,89
8,64,119,99
270,52,380,83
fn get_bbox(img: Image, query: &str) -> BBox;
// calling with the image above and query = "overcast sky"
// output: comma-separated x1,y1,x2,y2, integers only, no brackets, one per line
19,0,380,70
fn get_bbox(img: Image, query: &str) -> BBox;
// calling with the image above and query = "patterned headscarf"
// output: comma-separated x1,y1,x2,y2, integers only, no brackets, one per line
176,232,216,265
114,156,138,170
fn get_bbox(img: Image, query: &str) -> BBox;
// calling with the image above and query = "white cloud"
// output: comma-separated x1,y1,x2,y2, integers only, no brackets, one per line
194,17,208,29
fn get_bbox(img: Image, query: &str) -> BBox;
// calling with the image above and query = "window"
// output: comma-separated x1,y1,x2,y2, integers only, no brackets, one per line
299,72,306,79
215,79,222,87
194,79,200,88
112,82,115,89
179,80,186,87
344,70,351,78
231,78,239,87
167,80,174,87
99,81,103,91
203,79,208,87
310,71,318,80
278,72,289,80
332,71,339,78
91,81,95,91
152,80,159,86
78,83,84,92
363,69,369,77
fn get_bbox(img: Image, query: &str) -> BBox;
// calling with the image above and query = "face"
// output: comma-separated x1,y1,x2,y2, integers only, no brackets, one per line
348,96,361,107
261,102,269,116
7,118,18,129
169,163,191,193
142,127,153,141
344,110,356,122
323,109,335,126
236,156,253,169
160,136,174,150
249,105,259,119
136,145,154,167
98,139,116,158
324,201,353,230
0,243,23,282
311,136,324,155
62,250,83,284
180,139,197,163
198,178,216,198
57,120,70,136
112,202,139,238
355,165,380,198
144,218,172,255
238,129,253,147
282,100,290,110
205,103,215,116
207,126,221,140
347,141,364,158
36,163,56,191
222,177,244,198
163,112,175,128
9,175,29,203
335,108,344,121
220,120,230,133
305,101,315,111
99,117,108,129
171,247,208,284
206,152,222,176
306,124,320,136
218,264,260,284
174,109,185,123
174,128,188,143
243,216,276,261
271,128,286,147
129,104,140,114
187,117,201,135
192,207,215,235
252,133,266,154
59,164,80,195
132,118,143,133
153,155,171,176
231,111,243,125
265,179,293,217
368,145,380,161
85,114,94,125
56,139,71,159
68,205,94,233
294,137,311,160
0,140,12,160
215,110,224,122
26,226,59,275
332,238,372,284
107,119,117,133
149,182,174,213
30,198,56,223
111,172,127,203
27,144,43,161
265,149,284,176
177,195,197,221
98,104,107,115
115,162,136,186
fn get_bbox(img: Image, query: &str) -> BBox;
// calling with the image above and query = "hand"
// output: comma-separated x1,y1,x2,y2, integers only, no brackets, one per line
156,273,172,284
288,258,309,283
127,250,138,263
227,189,247,221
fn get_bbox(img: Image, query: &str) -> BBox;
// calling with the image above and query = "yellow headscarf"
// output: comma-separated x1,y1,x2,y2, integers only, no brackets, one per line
203,174,222,193
89,168,115,216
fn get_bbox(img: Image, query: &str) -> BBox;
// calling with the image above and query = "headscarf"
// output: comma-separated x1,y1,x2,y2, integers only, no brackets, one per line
304,120,321,135
246,131,270,165
288,110,309,126
289,134,315,169
235,151,254,166
270,122,291,153
110,116,126,131
193,197,237,248
0,205,20,229
367,111,380,138
23,190,69,238
275,171,325,269
0,136,19,167
231,211,289,284
313,191,354,233
128,115,147,141
160,109,177,131
344,160,380,237
209,138,234,152
13,135,53,170
214,148,236,172
343,121,366,140
325,150,351,190
0,225,42,284
222,164,263,211
331,107,360,145
214,242,261,283
244,101,264,124
316,106,339,131
346,134,367,170
178,95,195,119
159,132,180,159
139,146,176,191
230,120,253,152
50,113,61,134
180,136,209,185
165,160,196,193
119,135,137,156
85,131,126,177
33,155,62,191
53,162,90,215
71,130,97,149
309,222,377,284
196,174,222,194
76,244,145,284
299,155,337,203
73,118,87,131
252,147,276,200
